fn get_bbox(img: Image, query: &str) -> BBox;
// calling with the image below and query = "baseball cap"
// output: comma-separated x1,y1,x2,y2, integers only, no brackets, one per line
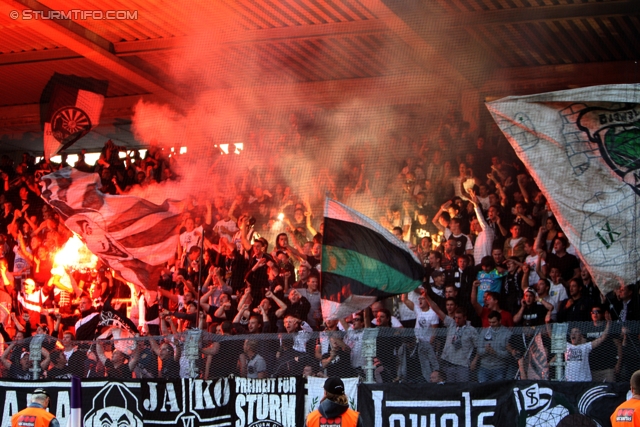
525,287,537,297
324,377,345,395
33,388,49,397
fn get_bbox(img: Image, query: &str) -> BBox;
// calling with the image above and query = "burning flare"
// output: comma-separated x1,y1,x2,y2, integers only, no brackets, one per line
53,234,99,271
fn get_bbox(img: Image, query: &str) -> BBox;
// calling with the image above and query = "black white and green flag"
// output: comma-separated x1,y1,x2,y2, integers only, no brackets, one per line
486,84,640,296
321,199,424,320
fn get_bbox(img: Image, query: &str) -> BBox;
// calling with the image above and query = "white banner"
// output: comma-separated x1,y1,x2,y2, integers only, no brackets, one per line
486,84,640,295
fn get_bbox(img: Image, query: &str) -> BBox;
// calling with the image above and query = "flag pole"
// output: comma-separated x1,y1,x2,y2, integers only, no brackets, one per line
70,376,83,427
195,229,205,329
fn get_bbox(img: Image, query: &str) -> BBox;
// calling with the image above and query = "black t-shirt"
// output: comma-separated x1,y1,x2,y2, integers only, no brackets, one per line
546,252,580,282
376,329,398,383
518,303,548,326
105,359,132,379
446,267,474,302
247,254,274,286
0,211,14,235
67,349,87,378
586,322,620,371
161,358,180,379
557,296,593,323
284,297,311,323
448,234,470,256
210,337,243,378
305,255,321,271
404,342,427,382
226,250,249,294
272,346,307,377
136,347,159,378
48,366,72,379
206,303,237,322
501,271,523,316
410,220,434,245
322,348,355,378
9,363,32,380
277,261,296,283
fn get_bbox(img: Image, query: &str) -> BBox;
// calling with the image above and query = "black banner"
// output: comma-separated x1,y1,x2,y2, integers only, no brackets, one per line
358,381,629,427
0,379,629,427
0,377,304,427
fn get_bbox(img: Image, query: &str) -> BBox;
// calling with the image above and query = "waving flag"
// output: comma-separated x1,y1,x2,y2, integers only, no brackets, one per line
40,73,109,159
486,84,640,295
321,199,423,319
70,376,83,427
41,167,182,290
96,298,140,354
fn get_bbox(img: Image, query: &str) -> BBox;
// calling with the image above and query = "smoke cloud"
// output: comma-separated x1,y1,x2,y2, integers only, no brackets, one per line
130,7,453,224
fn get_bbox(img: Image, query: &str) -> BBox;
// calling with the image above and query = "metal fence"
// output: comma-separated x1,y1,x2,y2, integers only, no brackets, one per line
2,320,635,383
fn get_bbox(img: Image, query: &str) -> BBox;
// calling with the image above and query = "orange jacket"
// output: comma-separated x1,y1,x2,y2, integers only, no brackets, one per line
306,407,360,427
611,398,640,427
11,406,56,427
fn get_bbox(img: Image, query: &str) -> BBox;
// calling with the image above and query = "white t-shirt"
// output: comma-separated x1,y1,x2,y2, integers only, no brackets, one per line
565,342,592,381
399,291,421,321
547,283,568,320
344,328,365,368
247,354,267,378
451,176,465,199
414,308,439,343
180,226,203,252
525,254,545,285
292,331,311,353
508,237,523,250
372,316,403,328
213,219,238,243
477,195,491,211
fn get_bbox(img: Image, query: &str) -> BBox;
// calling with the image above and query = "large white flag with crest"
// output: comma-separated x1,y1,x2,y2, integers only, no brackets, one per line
486,84,640,295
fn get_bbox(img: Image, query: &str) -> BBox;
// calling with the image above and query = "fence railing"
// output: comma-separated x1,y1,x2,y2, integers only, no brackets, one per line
2,320,636,383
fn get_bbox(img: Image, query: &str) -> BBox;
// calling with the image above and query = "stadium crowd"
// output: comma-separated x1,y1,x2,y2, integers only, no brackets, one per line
0,122,638,384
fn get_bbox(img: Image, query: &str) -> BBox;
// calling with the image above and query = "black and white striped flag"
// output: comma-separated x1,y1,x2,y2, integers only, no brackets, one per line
41,167,182,290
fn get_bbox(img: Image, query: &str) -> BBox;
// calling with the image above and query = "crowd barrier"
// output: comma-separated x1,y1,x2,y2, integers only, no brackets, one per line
2,321,637,384
0,377,630,427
